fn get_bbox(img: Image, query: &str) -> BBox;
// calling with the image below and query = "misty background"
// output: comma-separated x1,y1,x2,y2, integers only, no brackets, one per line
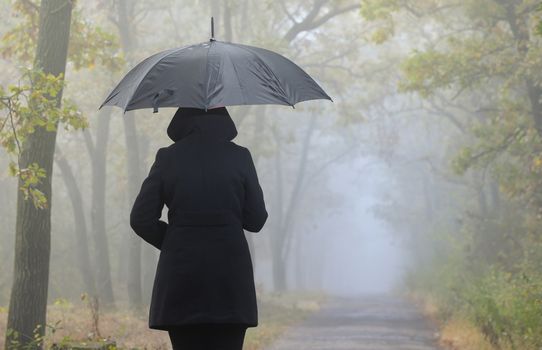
1,0,542,349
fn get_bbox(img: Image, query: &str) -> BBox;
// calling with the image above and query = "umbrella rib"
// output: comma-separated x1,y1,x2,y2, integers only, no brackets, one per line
204,41,212,110
124,45,191,112
231,43,293,106
225,45,247,106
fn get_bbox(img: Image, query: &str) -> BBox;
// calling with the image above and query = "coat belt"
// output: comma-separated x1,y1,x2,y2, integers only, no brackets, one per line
169,210,240,227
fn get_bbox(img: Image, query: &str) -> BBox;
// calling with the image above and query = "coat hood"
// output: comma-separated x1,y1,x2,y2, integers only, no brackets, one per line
167,107,237,142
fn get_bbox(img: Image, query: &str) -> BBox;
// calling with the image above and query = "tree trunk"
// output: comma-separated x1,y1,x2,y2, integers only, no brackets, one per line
124,114,143,309
502,2,542,139
280,115,316,264
87,108,115,306
271,128,286,292
116,0,143,310
55,152,96,296
138,134,157,301
489,179,501,214
526,80,542,139
476,174,488,217
294,234,302,289
271,239,287,292
270,115,317,292
5,1,73,349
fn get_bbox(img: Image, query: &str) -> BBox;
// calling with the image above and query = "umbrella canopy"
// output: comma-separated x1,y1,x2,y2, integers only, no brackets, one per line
99,33,332,113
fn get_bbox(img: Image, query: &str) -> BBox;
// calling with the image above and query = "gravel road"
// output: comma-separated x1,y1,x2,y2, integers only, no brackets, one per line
263,294,441,350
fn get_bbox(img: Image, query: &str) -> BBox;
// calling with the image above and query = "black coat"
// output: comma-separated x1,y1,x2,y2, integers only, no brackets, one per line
129,107,268,331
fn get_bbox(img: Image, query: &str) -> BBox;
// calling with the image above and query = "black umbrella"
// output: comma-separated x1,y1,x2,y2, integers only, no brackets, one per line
99,18,332,113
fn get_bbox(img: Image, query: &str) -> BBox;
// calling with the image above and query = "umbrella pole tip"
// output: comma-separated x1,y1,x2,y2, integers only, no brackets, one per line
211,16,215,40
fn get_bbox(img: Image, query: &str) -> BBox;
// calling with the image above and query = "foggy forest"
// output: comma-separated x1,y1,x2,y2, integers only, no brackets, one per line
1,0,542,349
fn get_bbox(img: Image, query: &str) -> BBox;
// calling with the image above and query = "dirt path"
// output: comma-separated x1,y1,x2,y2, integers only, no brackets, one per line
263,294,441,350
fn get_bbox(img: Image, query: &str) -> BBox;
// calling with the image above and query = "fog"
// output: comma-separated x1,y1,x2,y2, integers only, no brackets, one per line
312,157,406,296
1,0,541,349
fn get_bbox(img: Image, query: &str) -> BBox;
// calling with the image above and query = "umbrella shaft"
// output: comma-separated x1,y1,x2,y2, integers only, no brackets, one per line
211,17,215,40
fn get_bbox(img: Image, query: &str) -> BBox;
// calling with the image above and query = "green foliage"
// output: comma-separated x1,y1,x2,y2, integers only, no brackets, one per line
6,319,76,350
0,68,88,142
449,94,542,204
1,0,124,71
67,12,124,71
360,0,399,21
17,162,47,209
360,0,398,44
0,68,87,209
0,0,39,62
412,255,542,348
450,146,474,175
363,0,542,210
0,0,122,209
399,32,519,95
537,3,542,36
6,324,46,350
363,0,542,347
405,208,542,348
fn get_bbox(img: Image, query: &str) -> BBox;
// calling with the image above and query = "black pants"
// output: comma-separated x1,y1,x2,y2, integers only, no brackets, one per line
167,323,248,350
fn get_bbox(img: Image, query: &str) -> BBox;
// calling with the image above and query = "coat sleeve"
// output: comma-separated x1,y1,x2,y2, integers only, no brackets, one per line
129,148,168,250
241,147,268,232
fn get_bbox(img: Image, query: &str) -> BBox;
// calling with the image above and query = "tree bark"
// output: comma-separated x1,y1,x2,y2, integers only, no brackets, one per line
294,234,302,289
115,0,144,310
86,108,115,306
271,127,287,291
272,245,287,291
5,0,73,349
138,134,157,301
280,115,316,263
55,152,97,296
124,119,143,308
502,2,542,139
489,179,501,214
268,116,317,292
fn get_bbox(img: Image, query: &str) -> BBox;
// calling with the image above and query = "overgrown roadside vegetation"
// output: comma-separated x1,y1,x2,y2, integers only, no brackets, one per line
0,287,328,350
407,252,542,350
361,1,542,349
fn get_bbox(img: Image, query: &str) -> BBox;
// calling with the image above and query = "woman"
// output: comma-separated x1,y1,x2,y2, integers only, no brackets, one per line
129,106,268,350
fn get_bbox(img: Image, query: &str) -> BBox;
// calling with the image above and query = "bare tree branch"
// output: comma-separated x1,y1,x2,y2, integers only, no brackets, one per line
305,3,359,34
278,0,298,24
20,0,39,13
83,129,95,156
425,97,466,133
283,0,327,42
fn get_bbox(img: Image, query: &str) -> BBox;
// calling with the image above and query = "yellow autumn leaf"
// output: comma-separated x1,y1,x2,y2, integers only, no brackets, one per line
532,157,542,169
